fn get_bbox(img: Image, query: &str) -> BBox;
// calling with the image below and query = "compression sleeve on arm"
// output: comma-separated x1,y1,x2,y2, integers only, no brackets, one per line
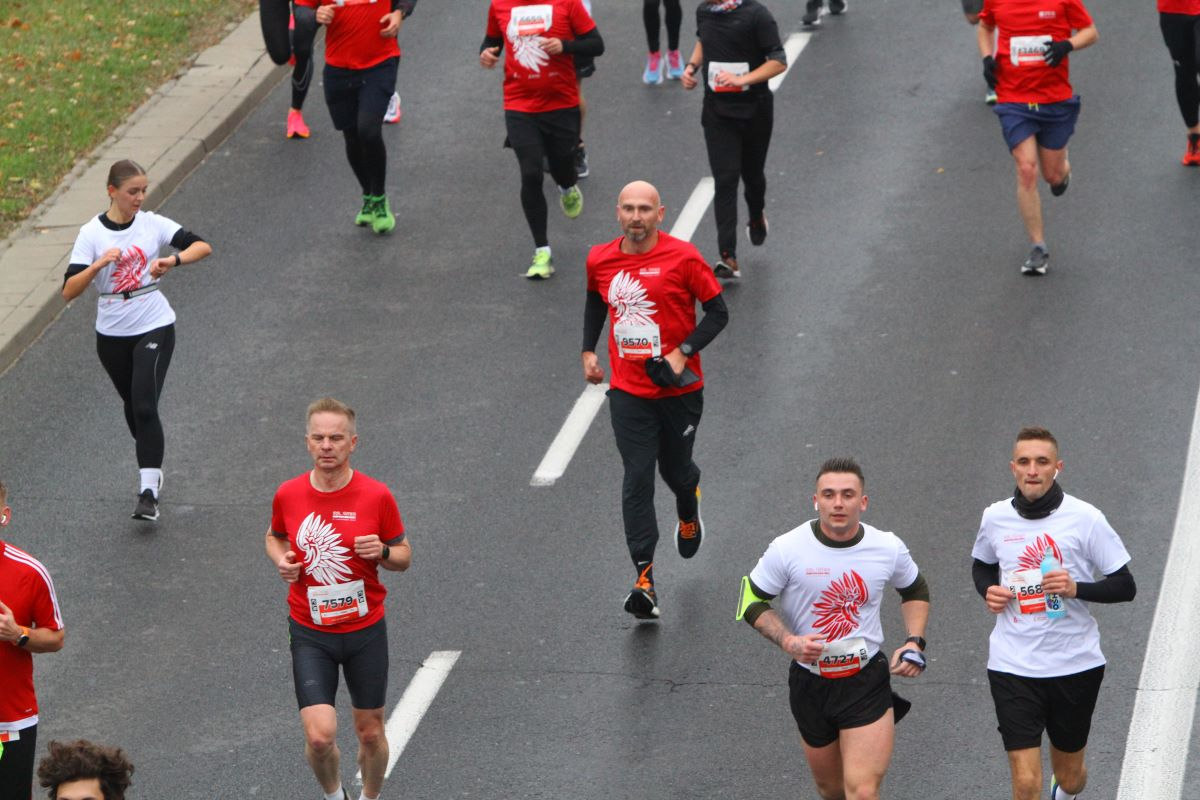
897,572,930,603
681,293,729,354
480,35,503,53
64,264,88,283
1074,564,1136,604
973,559,1000,599
583,290,607,352
736,576,776,626
562,27,605,58
393,0,416,15
170,229,205,251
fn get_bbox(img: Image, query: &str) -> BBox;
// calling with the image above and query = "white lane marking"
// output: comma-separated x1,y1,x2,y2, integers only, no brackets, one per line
355,650,462,783
531,383,610,486
1117,395,1200,799
532,31,808,487
769,33,813,93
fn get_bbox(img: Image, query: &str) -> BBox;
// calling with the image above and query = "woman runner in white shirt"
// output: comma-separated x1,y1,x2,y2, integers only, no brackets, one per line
63,160,212,522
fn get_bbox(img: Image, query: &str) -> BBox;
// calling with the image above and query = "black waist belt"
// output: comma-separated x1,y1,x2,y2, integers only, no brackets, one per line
101,283,159,300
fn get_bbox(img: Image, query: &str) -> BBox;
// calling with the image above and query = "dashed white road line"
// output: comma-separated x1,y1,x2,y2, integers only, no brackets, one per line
1117,392,1200,799
530,30,810,487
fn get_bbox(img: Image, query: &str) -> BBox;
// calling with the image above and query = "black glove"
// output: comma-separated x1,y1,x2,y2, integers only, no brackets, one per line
1043,39,1073,67
982,55,997,89
645,356,683,388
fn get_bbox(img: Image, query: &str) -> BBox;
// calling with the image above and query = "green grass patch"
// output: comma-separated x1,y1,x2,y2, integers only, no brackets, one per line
0,0,257,238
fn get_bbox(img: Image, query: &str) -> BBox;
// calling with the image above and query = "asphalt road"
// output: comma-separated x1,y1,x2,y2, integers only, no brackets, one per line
3,0,1198,797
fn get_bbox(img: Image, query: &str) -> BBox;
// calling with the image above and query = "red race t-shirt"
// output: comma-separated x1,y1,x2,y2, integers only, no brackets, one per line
0,541,64,730
586,232,722,400
296,0,401,70
486,0,596,112
981,0,1093,104
271,471,405,633
1159,0,1200,13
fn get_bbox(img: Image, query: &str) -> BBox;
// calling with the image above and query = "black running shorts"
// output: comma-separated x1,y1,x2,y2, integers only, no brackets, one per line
289,616,389,710
503,107,581,150
788,652,893,748
322,57,399,131
987,665,1105,752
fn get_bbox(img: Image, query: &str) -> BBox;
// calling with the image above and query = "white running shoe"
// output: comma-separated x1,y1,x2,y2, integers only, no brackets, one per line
384,92,402,124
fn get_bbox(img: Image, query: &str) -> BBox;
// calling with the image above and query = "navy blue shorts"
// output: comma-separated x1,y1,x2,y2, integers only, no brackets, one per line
994,96,1081,151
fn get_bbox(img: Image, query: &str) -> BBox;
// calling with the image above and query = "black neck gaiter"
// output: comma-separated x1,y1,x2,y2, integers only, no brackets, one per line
1012,481,1064,519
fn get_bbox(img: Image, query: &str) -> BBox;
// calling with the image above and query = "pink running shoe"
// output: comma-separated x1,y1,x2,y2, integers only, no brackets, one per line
286,108,310,139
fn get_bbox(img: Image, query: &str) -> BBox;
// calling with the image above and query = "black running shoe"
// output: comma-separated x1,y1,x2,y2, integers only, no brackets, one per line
623,583,660,620
714,253,740,279
829,0,847,14
1050,171,1070,197
674,487,704,559
1021,245,1049,276
747,214,768,246
575,145,590,179
802,0,822,27
132,489,159,521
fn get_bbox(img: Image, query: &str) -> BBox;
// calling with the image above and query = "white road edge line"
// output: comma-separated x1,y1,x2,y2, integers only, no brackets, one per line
355,649,462,783
1117,393,1200,799
531,30,808,488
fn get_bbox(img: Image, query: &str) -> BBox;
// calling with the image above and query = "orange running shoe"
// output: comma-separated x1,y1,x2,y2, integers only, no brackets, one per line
286,109,309,139
674,487,704,559
1183,133,1200,167
623,563,660,619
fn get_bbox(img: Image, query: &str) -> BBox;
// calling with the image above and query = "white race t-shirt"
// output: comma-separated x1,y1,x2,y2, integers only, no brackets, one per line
749,520,921,664
972,493,1131,678
69,211,180,337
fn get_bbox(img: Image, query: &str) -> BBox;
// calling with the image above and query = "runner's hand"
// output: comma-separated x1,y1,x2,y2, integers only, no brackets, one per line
714,70,742,89
277,551,302,583
316,5,334,25
582,352,605,384
782,633,825,664
1043,39,1073,67
890,643,925,677
149,256,174,279
664,348,688,377
97,247,122,269
380,10,403,37
982,56,997,89
681,65,698,90
354,534,385,561
984,584,1012,614
539,37,564,55
1041,568,1077,598
0,600,19,642
480,46,501,69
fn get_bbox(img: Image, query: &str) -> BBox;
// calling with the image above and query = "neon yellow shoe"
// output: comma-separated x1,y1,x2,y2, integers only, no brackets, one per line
371,196,395,235
354,196,374,227
560,185,583,219
525,249,555,280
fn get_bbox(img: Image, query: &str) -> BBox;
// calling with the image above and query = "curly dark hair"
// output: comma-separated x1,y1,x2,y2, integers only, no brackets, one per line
37,740,133,800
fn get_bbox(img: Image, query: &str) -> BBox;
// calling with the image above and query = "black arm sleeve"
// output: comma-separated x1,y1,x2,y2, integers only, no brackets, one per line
1075,564,1136,604
973,559,1000,599
170,229,205,251
582,290,607,352
393,0,416,16
64,264,88,285
680,293,728,354
480,35,503,53
561,27,605,58
897,572,930,603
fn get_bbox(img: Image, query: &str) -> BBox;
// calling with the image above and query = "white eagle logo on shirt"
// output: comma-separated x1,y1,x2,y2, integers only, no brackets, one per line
608,270,657,325
507,5,553,73
296,512,353,586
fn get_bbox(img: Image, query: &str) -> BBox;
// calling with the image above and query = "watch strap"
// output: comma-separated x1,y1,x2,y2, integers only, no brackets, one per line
904,635,926,651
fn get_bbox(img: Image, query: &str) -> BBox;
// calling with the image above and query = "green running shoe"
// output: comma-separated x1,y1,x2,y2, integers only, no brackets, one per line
525,249,555,280
354,195,374,226
560,185,583,219
372,196,395,234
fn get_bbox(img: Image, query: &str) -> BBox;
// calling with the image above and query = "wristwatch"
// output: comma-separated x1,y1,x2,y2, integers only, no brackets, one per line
680,342,695,357
905,635,926,651
15,626,30,648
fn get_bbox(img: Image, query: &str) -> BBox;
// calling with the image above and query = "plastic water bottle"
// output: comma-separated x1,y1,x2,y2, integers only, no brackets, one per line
1041,550,1067,620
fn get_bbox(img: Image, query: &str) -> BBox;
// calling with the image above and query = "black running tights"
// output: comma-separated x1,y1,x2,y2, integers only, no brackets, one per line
96,324,175,469
345,125,387,197
514,143,576,248
702,96,774,258
258,2,318,110
643,0,682,53
1160,12,1200,128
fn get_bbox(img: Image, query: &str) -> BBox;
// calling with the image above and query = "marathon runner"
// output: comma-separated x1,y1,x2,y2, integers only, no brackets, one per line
680,0,786,280
737,458,929,800
481,0,604,279
266,398,411,800
63,160,213,521
978,0,1097,275
972,427,1135,800
641,0,685,84
1158,0,1200,164
36,740,134,800
802,0,847,30
963,0,998,104
0,480,66,800
299,0,417,234
573,0,596,178
582,181,728,620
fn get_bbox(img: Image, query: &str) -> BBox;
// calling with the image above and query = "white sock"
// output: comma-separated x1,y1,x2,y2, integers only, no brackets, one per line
139,468,163,498
1052,779,1077,800
322,788,344,800
535,246,551,257
359,793,379,800
559,184,574,195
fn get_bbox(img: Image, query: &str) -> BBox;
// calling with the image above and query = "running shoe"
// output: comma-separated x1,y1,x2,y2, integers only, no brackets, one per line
371,196,395,234
1021,245,1049,276
132,489,159,521
1183,133,1200,166
985,89,998,105
575,145,590,179
675,487,704,559
1050,171,1070,197
355,195,375,227
1049,775,1066,799
384,92,402,125
623,570,660,620
747,214,768,246
526,249,555,280
286,108,310,139
665,49,685,80
643,51,664,85
560,185,583,219
802,1,822,28
829,0,847,14
714,253,740,279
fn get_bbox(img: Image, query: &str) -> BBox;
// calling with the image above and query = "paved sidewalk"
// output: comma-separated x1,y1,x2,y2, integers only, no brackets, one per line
0,11,285,374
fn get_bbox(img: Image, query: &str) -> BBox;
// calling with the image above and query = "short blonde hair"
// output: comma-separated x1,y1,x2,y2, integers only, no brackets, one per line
306,397,356,433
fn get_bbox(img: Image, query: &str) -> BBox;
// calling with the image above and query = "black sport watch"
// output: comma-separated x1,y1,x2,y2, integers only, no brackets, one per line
680,342,695,357
904,635,926,651
16,627,30,648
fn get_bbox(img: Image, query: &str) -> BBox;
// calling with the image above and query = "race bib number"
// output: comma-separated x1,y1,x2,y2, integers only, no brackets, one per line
818,637,869,679
613,321,662,361
511,4,553,36
1009,35,1052,67
0,730,20,743
1006,569,1047,614
708,61,750,93
333,0,380,6
307,580,368,626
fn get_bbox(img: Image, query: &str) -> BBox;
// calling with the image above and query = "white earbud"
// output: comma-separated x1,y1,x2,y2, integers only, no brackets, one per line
1,515,7,524
1053,470,1059,480
813,502,819,512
